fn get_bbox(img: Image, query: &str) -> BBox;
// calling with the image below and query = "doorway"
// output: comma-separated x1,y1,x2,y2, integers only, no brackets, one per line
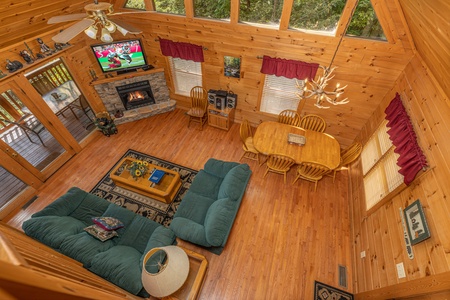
0,58,94,218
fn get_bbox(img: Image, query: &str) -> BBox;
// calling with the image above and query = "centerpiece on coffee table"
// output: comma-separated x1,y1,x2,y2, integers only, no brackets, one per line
110,157,182,203
127,160,149,180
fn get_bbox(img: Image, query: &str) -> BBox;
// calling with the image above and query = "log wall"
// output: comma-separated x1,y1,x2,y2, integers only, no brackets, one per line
0,0,416,149
350,52,450,296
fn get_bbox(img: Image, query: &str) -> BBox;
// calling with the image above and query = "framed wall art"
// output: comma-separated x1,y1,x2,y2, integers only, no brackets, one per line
404,199,431,245
224,56,241,78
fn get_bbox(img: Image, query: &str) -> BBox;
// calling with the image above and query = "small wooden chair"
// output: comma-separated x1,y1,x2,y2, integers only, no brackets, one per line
186,86,208,130
300,114,327,132
293,161,331,191
263,153,296,184
330,142,362,182
278,110,301,126
239,119,260,165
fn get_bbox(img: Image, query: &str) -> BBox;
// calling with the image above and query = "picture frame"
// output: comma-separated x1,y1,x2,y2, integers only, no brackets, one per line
224,56,241,78
404,199,431,245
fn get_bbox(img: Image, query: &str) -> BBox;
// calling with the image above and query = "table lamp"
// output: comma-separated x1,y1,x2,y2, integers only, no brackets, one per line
142,246,190,298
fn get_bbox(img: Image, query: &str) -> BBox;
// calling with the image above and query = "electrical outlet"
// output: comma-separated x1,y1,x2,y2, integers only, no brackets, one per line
360,251,366,258
396,262,406,278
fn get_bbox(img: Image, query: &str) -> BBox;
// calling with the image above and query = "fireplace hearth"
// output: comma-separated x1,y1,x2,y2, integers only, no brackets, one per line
116,80,155,110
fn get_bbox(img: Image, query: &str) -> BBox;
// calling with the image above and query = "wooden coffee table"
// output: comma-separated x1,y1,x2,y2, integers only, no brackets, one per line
110,157,182,203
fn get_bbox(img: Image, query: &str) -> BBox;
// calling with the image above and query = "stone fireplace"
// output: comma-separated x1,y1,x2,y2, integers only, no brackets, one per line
93,69,176,124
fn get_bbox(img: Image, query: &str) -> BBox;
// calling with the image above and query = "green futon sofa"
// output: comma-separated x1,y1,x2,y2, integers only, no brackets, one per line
22,187,176,295
170,158,252,254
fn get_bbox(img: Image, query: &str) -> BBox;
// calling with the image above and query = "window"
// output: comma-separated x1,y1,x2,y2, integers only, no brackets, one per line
239,0,284,27
168,57,202,96
289,0,346,33
361,119,403,210
124,0,146,10
260,75,304,115
346,0,386,40
153,0,185,15
194,0,230,20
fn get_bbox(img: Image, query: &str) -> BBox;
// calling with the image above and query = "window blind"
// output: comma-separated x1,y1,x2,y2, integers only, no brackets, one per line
260,75,304,115
169,57,202,97
362,120,403,210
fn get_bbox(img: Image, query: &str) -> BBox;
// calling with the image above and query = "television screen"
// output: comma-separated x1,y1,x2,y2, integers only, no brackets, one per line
91,39,148,73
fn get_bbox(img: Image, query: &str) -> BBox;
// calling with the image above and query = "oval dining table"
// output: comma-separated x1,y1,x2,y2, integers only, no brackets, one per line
253,121,341,170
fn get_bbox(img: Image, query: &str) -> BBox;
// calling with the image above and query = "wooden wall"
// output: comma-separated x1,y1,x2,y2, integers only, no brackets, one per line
398,0,450,102
350,51,450,297
0,0,416,150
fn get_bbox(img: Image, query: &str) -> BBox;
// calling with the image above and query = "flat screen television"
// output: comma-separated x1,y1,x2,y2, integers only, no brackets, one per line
91,39,148,74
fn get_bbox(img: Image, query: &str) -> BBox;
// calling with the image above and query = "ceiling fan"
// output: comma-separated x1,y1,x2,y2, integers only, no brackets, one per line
48,0,143,43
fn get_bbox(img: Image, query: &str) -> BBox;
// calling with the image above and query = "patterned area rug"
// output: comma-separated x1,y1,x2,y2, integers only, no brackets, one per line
314,281,353,300
90,149,197,228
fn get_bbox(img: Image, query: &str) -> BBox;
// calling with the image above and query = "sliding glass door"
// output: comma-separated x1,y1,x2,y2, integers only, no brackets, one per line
0,77,79,218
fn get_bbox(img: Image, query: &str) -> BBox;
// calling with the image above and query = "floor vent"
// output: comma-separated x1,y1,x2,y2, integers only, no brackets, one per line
21,196,38,210
338,265,347,288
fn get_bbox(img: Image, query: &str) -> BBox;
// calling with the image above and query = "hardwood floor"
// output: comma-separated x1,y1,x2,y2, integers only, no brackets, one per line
5,108,352,300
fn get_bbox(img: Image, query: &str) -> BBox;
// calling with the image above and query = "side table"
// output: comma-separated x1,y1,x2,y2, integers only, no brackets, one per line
207,104,235,131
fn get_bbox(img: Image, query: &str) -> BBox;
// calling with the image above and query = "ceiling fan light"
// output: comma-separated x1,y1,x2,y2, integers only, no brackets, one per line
105,22,116,33
100,28,113,42
84,25,98,39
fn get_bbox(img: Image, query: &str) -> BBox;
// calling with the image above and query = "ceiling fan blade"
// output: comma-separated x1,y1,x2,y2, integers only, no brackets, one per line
48,13,88,24
51,19,95,43
108,18,142,35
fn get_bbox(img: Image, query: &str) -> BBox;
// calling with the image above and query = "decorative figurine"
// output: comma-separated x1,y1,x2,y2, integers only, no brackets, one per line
20,50,34,64
54,43,64,51
5,59,23,73
36,38,54,56
24,42,36,61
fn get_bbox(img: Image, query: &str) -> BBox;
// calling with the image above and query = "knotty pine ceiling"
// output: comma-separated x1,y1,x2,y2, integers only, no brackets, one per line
1,0,448,147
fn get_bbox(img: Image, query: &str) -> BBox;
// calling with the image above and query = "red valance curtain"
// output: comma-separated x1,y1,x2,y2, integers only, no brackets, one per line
159,38,204,62
385,93,428,185
260,55,319,81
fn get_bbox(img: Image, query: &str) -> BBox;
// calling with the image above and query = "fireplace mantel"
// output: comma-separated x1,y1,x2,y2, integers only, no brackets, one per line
92,68,176,124
90,68,165,86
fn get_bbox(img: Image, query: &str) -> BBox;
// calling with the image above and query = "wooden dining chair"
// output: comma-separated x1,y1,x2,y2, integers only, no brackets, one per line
239,119,261,165
186,86,208,130
263,153,296,184
277,110,301,126
329,142,362,182
293,161,331,191
300,114,327,132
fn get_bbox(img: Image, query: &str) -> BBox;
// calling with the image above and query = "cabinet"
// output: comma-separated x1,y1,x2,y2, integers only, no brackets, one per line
207,105,235,131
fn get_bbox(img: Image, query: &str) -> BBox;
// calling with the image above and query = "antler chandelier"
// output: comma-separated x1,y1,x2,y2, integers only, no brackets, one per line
297,65,348,109
297,5,356,109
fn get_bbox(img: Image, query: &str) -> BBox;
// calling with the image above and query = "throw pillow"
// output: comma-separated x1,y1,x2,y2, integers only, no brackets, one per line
92,216,124,231
84,224,118,242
